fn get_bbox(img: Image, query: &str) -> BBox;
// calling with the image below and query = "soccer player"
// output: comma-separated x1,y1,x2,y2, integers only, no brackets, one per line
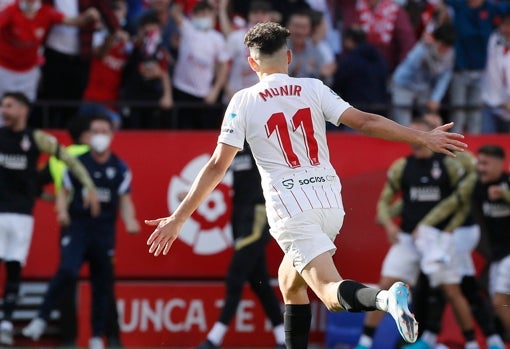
473,145,510,336
0,92,100,346
22,115,140,349
145,22,467,349
355,118,479,349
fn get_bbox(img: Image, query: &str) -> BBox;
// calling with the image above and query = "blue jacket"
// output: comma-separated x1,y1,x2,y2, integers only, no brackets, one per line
392,42,453,102
446,0,510,70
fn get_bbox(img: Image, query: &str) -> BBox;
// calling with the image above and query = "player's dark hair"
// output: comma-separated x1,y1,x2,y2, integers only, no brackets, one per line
90,115,114,130
244,22,290,55
138,12,159,28
1,91,31,108
478,144,506,159
192,0,213,14
68,116,91,144
432,23,456,46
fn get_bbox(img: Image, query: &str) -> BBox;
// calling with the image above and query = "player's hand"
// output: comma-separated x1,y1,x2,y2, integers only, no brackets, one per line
57,210,71,227
126,219,141,234
145,216,182,256
384,221,399,244
424,122,467,157
83,188,101,217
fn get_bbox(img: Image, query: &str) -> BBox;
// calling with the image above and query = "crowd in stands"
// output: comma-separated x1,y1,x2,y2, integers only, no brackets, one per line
1,0,510,132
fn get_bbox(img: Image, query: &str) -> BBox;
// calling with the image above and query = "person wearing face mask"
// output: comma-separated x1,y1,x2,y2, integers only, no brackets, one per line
0,0,102,127
0,92,100,347
35,116,126,347
79,0,132,131
390,23,456,127
22,115,140,349
120,11,173,129
171,0,230,129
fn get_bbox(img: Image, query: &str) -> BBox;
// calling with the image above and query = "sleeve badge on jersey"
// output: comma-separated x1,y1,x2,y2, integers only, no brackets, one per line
221,112,237,134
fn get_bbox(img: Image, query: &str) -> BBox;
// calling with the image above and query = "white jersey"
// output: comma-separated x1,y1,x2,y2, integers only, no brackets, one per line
218,73,351,221
173,18,230,97
226,28,259,93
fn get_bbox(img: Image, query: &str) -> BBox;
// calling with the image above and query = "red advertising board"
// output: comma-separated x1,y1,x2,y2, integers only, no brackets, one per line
76,281,327,347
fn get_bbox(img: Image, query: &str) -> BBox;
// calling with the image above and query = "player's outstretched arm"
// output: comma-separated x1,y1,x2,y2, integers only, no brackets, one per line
145,143,239,256
339,108,467,157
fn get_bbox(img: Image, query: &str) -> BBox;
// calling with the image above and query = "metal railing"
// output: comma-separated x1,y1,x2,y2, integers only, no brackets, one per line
30,99,488,130
32,100,227,130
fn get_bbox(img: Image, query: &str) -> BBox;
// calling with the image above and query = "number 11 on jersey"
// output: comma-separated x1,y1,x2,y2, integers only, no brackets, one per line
265,107,320,168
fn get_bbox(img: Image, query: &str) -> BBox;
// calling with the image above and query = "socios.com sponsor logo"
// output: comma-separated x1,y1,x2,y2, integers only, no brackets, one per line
298,176,326,185
281,175,336,189
167,154,233,255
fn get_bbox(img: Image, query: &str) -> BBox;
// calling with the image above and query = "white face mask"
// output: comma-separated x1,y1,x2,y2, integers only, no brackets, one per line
19,0,41,14
90,134,111,153
192,17,213,31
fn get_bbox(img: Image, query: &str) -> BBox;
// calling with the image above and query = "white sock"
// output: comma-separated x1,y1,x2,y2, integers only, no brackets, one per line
421,330,438,346
206,322,228,346
375,290,388,311
465,340,480,349
487,334,504,347
273,324,285,345
358,334,373,348
0,321,13,331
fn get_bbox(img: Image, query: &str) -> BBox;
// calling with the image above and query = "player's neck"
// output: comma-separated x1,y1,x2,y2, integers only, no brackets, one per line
11,120,27,132
258,68,288,80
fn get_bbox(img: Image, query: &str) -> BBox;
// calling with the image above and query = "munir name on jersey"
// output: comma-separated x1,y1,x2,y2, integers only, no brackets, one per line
259,84,302,101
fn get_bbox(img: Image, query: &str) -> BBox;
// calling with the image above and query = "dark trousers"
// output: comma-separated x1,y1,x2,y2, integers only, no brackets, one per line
39,223,114,338
58,263,120,343
218,233,283,327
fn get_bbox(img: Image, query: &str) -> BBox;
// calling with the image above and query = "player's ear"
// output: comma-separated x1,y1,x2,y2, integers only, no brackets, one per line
248,56,260,72
287,49,292,65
